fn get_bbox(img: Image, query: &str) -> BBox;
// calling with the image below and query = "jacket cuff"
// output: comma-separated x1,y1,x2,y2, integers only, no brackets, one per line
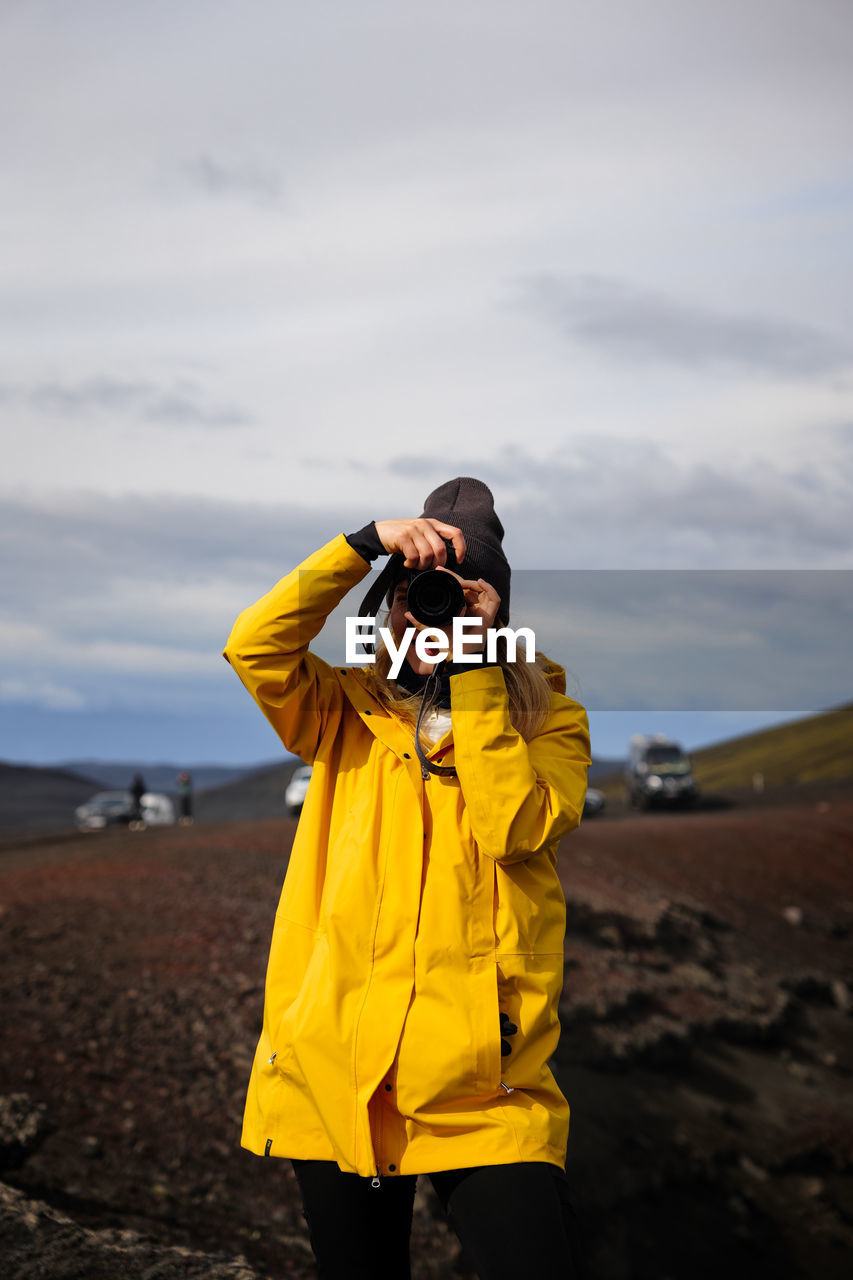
345,522,385,563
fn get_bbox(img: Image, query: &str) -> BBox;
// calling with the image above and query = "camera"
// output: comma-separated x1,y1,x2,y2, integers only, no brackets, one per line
405,541,467,627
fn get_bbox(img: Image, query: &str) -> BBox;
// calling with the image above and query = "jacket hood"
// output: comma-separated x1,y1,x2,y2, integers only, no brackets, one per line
540,657,567,696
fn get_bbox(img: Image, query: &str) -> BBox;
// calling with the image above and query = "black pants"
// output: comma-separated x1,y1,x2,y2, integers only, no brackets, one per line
291,1158,587,1280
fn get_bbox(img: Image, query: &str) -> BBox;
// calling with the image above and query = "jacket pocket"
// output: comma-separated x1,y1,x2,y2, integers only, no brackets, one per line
473,962,502,1090
494,951,565,1093
274,929,330,1063
469,959,504,1098
264,917,327,1078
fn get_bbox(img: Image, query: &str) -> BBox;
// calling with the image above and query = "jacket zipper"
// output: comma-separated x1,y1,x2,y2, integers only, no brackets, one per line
371,1080,385,1189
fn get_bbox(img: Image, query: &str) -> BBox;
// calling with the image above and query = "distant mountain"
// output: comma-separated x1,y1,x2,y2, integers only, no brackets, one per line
0,757,293,832
690,700,853,790
195,760,305,823
0,762,103,831
587,756,625,783
53,759,285,794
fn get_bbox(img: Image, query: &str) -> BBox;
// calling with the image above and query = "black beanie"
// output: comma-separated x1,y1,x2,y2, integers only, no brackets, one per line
421,477,511,622
357,477,511,624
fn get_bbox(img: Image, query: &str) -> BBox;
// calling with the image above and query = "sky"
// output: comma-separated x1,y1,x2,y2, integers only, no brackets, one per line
1,0,852,766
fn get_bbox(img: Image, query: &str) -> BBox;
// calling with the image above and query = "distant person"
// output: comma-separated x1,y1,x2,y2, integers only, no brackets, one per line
177,770,194,825
224,477,591,1278
130,773,147,828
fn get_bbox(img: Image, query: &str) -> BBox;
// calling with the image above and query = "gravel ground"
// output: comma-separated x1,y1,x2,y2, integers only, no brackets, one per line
1,794,851,1279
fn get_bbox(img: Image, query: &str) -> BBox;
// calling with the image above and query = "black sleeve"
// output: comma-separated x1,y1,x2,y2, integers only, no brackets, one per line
345,521,386,563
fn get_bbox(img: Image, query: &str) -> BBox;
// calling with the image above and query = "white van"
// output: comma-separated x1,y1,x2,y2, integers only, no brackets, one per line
284,765,313,816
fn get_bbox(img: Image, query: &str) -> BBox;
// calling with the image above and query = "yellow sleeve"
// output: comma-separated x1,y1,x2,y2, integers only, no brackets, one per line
222,533,372,762
450,665,590,865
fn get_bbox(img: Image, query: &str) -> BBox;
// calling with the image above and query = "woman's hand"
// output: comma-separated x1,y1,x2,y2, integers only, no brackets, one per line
374,517,466,570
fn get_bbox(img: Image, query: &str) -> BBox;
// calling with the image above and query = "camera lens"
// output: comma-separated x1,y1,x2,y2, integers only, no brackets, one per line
406,570,466,628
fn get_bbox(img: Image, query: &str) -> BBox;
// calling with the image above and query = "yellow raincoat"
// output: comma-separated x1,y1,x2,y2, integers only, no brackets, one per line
223,533,590,1179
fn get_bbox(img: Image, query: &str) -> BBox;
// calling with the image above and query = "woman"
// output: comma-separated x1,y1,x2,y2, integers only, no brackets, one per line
224,477,591,1279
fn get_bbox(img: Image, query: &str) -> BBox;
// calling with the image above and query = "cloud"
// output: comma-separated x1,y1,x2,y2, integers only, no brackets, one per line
377,441,853,569
28,379,151,414
0,489,345,577
186,153,284,204
0,491,365,656
0,678,86,711
142,392,248,427
519,274,853,376
509,567,853,709
2,378,252,427
0,490,375,721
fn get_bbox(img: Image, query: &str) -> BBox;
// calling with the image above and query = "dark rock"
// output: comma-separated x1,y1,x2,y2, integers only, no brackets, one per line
0,1094,53,1172
780,974,836,1004
0,1181,267,1279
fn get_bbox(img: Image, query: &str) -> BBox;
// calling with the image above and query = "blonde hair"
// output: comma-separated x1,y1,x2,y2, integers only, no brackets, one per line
370,608,556,742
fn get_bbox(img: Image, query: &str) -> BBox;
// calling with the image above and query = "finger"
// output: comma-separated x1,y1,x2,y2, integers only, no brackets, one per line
417,522,450,566
409,531,440,569
455,577,485,595
401,535,434,570
452,574,497,596
425,519,466,563
403,610,428,632
477,582,500,617
399,535,421,568
459,581,500,615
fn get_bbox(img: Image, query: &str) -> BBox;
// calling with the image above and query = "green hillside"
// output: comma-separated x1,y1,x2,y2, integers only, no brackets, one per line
690,701,853,790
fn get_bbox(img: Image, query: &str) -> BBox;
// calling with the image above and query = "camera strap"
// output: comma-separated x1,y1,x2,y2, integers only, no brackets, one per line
356,553,408,654
414,660,458,780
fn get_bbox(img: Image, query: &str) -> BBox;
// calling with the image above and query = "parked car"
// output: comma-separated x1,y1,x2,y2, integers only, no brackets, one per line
285,765,313,816
75,790,176,831
625,735,698,810
583,787,606,817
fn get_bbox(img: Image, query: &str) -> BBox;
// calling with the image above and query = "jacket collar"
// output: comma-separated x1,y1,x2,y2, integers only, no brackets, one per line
337,666,427,759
